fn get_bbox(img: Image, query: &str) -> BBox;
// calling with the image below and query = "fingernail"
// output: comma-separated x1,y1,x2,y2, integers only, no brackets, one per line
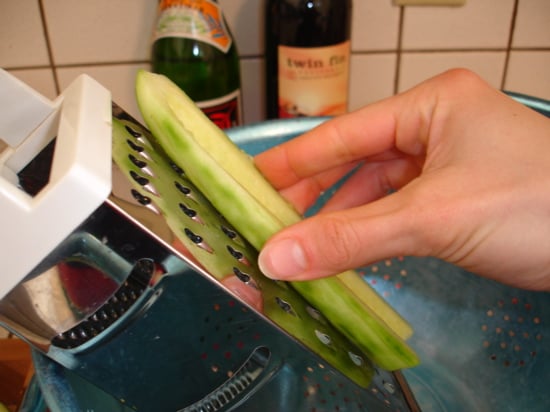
259,239,307,279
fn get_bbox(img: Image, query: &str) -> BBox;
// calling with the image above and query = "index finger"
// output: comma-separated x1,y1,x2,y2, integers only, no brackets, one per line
254,87,434,190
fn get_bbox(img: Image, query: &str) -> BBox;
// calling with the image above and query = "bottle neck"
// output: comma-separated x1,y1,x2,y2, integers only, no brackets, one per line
267,0,351,47
154,0,233,53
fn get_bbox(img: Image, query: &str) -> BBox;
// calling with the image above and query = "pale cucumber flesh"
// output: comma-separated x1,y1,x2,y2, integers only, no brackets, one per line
135,71,413,341
135,70,419,371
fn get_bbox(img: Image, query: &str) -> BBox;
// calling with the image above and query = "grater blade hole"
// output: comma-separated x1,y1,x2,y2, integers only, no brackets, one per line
131,189,151,205
227,246,244,261
221,225,247,247
175,181,191,195
126,138,144,153
179,203,198,218
306,306,322,321
226,246,251,266
275,297,297,316
232,268,258,290
178,346,270,412
170,161,185,176
52,258,157,349
348,351,365,367
184,228,213,253
184,228,203,244
233,267,250,283
130,170,149,186
314,330,332,346
221,226,237,240
124,125,142,138
129,153,147,169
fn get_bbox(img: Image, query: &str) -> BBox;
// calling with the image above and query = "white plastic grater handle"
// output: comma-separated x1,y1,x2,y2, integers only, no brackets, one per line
0,69,112,300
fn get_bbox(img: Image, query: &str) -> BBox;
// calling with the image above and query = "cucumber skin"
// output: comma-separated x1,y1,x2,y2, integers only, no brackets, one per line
292,278,419,370
337,270,412,340
135,70,419,371
135,70,413,341
154,107,287,250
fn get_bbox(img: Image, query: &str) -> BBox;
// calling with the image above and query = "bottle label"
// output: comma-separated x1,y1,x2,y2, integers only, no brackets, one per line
196,89,242,129
277,41,351,118
154,0,232,53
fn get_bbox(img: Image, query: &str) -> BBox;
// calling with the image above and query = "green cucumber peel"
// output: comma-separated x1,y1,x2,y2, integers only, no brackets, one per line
135,71,413,342
135,70,419,371
291,278,419,370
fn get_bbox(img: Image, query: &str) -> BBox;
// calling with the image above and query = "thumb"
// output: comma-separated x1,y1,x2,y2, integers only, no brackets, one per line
258,192,420,280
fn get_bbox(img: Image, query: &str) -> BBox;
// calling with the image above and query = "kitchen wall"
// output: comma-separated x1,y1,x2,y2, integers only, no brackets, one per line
1,0,549,125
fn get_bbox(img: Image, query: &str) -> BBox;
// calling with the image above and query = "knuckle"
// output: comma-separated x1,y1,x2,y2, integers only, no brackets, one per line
315,216,360,270
404,191,457,257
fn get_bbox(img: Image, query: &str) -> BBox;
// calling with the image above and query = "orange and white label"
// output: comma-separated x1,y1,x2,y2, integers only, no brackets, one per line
155,0,232,53
278,41,350,118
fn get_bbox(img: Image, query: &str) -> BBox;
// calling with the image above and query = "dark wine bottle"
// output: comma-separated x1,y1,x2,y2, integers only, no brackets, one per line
151,0,243,128
265,0,352,119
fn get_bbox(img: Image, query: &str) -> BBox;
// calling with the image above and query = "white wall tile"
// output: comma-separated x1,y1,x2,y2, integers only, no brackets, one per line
7,68,58,100
352,1,400,51
0,0,50,68
399,51,506,92
349,53,397,110
42,0,157,65
402,0,515,50
513,0,550,48
220,0,402,55
505,51,550,100
219,0,263,56
57,64,150,121
4,0,548,126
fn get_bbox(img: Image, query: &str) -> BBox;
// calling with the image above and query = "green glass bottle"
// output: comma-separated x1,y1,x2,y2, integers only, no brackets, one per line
151,0,243,128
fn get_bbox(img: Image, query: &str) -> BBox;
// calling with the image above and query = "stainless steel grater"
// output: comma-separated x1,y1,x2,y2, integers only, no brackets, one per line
0,70,420,411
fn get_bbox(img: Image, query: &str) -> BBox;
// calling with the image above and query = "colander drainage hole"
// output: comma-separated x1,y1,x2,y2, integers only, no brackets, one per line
482,297,544,367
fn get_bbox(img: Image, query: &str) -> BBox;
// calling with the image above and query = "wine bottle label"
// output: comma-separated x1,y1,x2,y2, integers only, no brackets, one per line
277,41,351,118
154,0,232,53
196,89,242,129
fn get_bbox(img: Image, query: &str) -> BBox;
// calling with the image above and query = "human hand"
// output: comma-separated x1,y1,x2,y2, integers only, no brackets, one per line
255,69,550,291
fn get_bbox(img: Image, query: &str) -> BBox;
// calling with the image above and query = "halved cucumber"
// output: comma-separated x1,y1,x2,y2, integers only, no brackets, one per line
135,70,419,371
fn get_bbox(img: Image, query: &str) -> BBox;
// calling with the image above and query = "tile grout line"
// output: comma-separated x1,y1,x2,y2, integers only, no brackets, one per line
394,6,405,95
5,45,549,73
38,0,60,95
501,0,520,90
